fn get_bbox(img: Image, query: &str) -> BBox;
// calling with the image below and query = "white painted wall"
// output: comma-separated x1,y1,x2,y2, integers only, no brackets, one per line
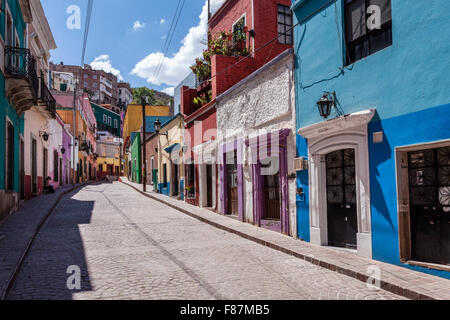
216,52,298,237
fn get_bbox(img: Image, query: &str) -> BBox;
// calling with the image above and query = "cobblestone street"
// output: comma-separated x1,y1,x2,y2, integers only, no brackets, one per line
7,182,404,300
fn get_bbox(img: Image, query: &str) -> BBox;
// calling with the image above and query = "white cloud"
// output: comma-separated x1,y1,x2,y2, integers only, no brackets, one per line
131,0,225,87
162,87,175,96
133,20,146,31
90,55,124,81
160,18,166,25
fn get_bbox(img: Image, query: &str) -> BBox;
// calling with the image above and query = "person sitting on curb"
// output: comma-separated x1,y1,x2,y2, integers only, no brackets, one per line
44,177,55,194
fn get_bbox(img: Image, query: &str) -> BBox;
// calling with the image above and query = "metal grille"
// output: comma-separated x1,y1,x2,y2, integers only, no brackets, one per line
408,147,450,207
5,46,39,99
278,4,293,45
326,149,356,204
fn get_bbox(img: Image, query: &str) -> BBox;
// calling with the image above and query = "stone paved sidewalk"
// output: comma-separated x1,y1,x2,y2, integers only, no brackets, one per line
121,178,450,300
0,183,87,299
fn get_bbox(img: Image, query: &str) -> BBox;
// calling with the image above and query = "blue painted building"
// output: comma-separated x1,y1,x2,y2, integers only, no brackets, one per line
292,0,450,277
0,0,32,222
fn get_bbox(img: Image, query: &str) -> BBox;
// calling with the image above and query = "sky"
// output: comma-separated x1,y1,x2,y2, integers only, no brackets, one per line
42,0,226,96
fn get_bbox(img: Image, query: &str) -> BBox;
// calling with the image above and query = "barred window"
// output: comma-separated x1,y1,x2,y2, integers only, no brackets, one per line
345,0,392,65
277,5,293,45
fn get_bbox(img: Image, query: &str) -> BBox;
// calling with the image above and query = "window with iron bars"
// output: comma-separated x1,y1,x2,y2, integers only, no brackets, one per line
344,0,392,65
278,5,293,45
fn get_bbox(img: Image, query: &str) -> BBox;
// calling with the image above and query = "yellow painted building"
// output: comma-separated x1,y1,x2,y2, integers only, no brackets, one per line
157,114,184,198
123,105,171,140
96,138,121,177
123,105,170,178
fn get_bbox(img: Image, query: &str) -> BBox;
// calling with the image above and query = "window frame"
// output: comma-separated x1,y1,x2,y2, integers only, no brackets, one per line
344,0,393,65
277,4,293,45
232,14,247,51
186,163,196,199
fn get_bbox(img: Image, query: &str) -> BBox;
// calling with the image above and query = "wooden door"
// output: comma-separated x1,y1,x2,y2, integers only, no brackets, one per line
263,172,281,220
409,147,450,265
206,164,213,208
326,149,358,249
227,151,238,215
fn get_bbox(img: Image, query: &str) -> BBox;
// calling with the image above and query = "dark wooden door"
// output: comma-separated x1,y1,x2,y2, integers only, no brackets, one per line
59,159,63,185
206,164,213,207
326,149,358,249
172,164,179,197
409,147,450,265
263,171,281,220
227,151,238,215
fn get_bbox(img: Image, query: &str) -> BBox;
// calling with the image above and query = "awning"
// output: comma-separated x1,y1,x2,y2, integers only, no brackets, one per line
164,143,181,154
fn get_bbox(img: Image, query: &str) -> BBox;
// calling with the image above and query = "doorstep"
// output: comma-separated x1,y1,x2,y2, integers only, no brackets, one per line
120,178,450,300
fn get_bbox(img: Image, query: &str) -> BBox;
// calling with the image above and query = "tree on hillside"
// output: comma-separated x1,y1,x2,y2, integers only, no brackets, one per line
132,87,156,105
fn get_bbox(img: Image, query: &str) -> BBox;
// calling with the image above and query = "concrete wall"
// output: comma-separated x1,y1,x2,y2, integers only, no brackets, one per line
23,107,48,198
216,51,297,236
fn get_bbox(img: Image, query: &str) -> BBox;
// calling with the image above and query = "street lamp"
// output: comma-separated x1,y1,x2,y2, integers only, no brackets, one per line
39,131,49,142
154,118,168,137
317,92,336,119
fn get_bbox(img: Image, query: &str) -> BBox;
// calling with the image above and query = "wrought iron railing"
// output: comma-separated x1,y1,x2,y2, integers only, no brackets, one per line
40,77,56,118
5,46,39,99
232,28,248,56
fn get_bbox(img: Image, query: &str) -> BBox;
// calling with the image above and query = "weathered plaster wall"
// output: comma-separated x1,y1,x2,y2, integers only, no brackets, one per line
23,107,49,198
47,117,63,188
216,51,297,236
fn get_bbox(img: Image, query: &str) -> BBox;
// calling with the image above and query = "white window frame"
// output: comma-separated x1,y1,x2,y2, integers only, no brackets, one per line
232,13,247,34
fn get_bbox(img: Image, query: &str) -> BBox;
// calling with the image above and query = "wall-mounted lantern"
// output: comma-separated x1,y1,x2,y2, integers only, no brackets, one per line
317,92,337,119
154,118,168,138
39,131,49,142
61,147,66,155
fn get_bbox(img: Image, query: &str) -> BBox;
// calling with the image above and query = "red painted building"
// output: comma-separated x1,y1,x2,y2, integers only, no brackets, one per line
181,0,293,208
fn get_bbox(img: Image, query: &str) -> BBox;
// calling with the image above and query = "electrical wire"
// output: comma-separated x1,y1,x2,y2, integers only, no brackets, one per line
151,0,182,84
81,0,94,66
154,0,186,83
152,0,186,84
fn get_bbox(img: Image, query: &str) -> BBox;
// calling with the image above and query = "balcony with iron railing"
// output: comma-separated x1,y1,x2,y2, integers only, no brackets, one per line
4,46,39,115
39,77,56,118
